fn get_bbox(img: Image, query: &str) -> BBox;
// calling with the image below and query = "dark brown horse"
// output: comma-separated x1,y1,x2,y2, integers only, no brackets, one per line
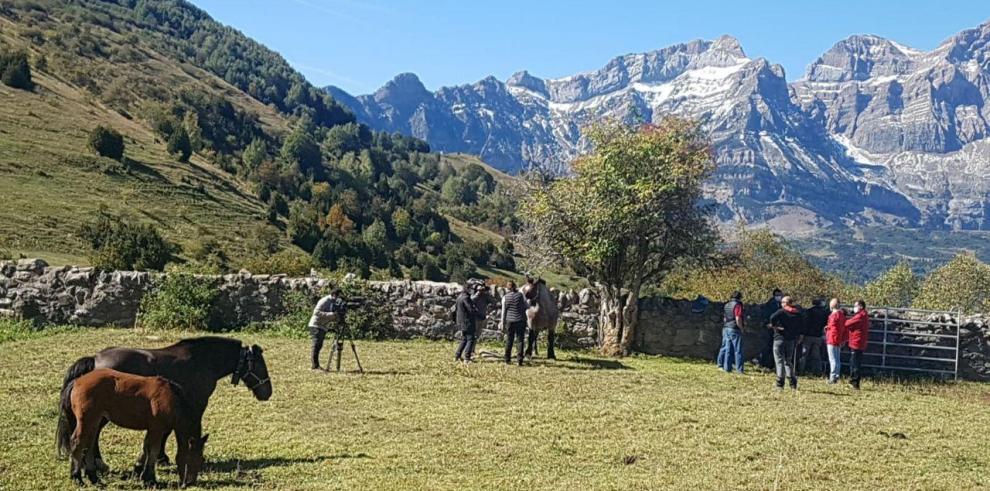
57,337,271,472
59,368,208,487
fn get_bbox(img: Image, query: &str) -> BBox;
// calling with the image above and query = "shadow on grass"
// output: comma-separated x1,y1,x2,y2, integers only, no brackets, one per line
803,388,853,397
207,453,369,473
321,369,411,376
527,356,630,370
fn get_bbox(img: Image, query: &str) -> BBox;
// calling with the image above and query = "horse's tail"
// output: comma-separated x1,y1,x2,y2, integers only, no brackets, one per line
56,356,94,458
56,379,76,458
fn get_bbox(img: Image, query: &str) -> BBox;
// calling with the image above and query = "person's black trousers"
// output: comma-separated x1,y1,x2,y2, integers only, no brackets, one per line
849,349,864,389
504,320,527,364
455,331,476,361
310,326,327,369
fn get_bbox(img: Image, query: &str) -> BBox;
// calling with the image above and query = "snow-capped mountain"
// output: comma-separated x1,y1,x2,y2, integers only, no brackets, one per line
327,23,990,232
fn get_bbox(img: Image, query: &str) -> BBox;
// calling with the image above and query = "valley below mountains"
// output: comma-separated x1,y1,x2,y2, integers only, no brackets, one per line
329,22,990,235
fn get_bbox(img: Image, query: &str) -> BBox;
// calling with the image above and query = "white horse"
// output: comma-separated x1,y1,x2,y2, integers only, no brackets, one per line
521,278,560,359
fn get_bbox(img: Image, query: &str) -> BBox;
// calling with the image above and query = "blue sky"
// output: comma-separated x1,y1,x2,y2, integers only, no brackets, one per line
193,0,990,95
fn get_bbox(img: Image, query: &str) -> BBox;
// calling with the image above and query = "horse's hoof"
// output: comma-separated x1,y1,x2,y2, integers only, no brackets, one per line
95,459,110,474
86,470,101,485
156,455,172,466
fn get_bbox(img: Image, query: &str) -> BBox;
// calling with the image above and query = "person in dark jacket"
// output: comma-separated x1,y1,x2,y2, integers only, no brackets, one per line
719,291,745,373
769,296,803,389
454,282,483,363
757,288,783,368
501,280,530,366
799,299,829,376
845,300,870,390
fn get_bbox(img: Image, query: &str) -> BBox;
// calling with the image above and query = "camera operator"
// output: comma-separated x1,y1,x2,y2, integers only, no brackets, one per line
308,288,347,370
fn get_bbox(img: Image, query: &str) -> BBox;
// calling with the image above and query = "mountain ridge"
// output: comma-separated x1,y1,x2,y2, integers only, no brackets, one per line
329,23,990,233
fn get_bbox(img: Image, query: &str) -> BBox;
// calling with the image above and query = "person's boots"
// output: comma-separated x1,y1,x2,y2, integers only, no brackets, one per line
547,331,556,360
775,378,784,390
790,377,798,390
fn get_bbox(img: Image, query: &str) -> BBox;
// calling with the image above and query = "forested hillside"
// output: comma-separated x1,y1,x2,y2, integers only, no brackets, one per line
0,0,519,281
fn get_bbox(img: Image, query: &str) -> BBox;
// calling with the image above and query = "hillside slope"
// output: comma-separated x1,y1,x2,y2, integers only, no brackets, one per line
0,14,273,263
0,1,518,280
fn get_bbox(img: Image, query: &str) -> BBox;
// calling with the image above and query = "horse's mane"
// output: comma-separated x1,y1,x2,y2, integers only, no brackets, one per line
164,378,204,421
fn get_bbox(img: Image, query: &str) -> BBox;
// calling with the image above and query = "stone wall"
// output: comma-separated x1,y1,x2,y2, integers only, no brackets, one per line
3,259,990,380
0,259,601,347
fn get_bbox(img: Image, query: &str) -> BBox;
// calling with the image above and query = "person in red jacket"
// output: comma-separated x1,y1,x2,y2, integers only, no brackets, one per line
844,300,870,390
824,298,847,384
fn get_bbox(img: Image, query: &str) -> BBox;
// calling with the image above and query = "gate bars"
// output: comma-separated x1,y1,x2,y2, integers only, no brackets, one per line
851,306,962,380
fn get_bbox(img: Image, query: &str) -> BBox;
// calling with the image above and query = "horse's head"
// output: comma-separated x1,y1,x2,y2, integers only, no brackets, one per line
178,433,208,487
233,345,272,401
522,277,541,301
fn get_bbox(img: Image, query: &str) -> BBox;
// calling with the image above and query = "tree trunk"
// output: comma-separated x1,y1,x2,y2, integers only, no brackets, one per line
598,283,640,357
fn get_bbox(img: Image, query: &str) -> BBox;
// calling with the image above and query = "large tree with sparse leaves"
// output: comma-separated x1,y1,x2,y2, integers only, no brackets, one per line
521,119,719,356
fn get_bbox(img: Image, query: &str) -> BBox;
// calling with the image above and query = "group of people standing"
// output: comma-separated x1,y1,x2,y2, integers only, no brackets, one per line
453,279,531,366
717,288,871,390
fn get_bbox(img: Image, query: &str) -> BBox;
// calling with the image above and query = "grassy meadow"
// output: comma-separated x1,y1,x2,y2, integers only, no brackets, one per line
2,328,990,490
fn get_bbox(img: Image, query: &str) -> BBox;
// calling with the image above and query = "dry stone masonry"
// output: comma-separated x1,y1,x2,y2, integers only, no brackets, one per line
3,259,990,380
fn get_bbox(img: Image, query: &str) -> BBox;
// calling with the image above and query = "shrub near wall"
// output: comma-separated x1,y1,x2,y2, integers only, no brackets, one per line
138,273,218,330
260,279,395,340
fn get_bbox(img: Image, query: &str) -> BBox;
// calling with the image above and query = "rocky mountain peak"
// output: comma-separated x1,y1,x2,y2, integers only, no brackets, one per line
710,34,746,58
374,72,430,103
506,70,548,97
940,20,990,65
805,34,920,82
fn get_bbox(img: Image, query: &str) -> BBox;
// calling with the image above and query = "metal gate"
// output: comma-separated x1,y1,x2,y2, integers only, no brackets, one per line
849,307,962,380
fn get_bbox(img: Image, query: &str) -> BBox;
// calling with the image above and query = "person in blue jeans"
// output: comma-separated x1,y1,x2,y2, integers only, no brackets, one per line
721,291,745,373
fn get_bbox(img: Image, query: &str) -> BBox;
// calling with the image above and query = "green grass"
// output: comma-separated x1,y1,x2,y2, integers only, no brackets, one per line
2,329,990,489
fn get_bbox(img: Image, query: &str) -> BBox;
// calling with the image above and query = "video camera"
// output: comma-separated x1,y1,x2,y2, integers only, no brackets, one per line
338,296,366,310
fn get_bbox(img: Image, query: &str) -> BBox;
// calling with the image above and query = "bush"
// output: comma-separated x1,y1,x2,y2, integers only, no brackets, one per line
663,228,847,305
250,278,393,339
913,254,990,314
77,213,176,271
0,50,33,90
167,126,192,162
139,274,218,330
87,125,125,160
863,261,920,308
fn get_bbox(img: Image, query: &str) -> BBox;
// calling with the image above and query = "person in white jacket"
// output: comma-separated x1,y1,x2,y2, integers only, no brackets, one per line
308,288,345,370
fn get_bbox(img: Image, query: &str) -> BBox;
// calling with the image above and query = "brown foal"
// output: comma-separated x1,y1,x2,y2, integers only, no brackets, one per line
62,368,208,487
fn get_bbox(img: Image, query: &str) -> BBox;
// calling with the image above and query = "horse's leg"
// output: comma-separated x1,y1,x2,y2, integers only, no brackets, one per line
71,415,100,485
156,429,172,466
547,324,557,360
140,430,163,487
92,417,111,474
525,328,538,358
69,426,85,485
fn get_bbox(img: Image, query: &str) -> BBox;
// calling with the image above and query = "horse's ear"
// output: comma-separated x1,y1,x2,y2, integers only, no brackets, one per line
252,344,263,354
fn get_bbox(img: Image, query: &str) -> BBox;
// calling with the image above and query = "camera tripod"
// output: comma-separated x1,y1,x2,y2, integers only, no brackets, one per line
324,321,364,374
